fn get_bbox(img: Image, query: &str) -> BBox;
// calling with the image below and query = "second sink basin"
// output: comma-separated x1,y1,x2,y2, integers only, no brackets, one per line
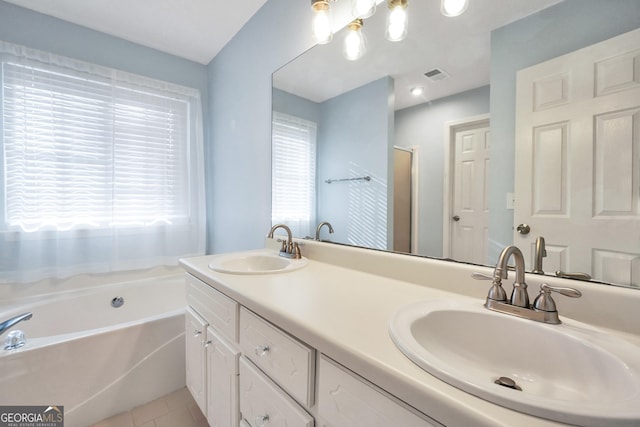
208,250,308,275
389,298,640,426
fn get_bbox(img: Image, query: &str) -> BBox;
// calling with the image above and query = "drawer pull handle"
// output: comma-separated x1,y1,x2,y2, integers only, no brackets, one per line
255,414,270,426
193,329,202,337
255,344,270,356
203,340,212,347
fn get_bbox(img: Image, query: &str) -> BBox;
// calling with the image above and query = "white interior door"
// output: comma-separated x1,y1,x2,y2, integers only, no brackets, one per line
450,121,490,264
514,28,640,286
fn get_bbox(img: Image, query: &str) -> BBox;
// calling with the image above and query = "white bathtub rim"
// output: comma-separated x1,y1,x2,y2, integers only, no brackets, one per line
0,307,185,358
0,272,185,324
0,267,185,307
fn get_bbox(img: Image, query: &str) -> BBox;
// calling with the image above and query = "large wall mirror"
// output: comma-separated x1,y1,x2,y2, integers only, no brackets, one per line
271,0,640,289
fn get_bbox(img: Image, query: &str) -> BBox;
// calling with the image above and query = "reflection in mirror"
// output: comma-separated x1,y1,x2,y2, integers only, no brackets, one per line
272,0,640,289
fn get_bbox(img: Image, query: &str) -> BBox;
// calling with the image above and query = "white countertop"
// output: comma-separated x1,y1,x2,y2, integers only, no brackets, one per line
180,240,640,427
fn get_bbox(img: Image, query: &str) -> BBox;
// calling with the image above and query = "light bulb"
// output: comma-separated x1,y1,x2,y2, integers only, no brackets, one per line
441,0,468,17
312,0,333,44
352,0,376,18
386,0,408,42
343,19,366,61
410,87,424,96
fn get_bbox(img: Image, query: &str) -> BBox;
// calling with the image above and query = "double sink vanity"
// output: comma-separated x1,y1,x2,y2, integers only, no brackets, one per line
180,236,640,427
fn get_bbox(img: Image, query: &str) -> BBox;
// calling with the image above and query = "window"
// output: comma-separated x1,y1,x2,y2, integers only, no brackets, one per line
0,42,205,283
271,112,317,238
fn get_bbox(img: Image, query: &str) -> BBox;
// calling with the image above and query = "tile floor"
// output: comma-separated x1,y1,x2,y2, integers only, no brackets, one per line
90,387,208,427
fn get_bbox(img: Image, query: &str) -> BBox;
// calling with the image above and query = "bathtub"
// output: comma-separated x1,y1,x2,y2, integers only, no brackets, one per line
0,273,186,427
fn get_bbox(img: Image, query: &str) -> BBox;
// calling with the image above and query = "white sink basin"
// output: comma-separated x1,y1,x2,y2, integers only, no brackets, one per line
208,251,308,275
389,298,640,426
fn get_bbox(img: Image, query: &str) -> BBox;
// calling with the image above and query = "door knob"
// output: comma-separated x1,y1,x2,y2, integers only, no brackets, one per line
452,215,460,222
516,224,530,235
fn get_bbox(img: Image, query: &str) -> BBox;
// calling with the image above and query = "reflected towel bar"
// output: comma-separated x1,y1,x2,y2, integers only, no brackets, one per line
325,176,371,184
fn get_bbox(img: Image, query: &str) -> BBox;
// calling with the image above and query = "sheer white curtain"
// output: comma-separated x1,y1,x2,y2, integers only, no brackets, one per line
271,112,317,238
0,41,206,284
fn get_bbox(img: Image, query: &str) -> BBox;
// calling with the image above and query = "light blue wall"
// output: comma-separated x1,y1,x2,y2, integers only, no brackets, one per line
207,0,315,253
272,88,321,124
395,85,490,257
488,0,640,262
317,77,394,250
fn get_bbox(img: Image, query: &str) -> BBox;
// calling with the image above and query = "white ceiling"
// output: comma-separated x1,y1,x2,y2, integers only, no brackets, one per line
4,0,269,64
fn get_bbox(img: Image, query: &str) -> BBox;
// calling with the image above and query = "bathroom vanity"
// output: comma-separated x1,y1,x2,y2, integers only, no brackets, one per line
180,239,640,427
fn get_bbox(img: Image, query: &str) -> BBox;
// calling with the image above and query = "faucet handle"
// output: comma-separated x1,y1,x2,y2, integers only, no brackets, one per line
291,242,302,259
555,270,592,281
533,283,582,312
472,272,508,302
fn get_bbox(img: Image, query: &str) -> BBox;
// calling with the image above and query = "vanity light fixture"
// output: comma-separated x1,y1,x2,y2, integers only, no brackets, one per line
441,0,469,17
386,0,408,42
312,0,468,59
352,0,376,19
344,19,367,61
311,0,334,44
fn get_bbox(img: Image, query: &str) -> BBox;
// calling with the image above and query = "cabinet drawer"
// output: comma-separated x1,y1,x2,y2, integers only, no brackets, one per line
186,273,238,342
317,355,441,427
239,357,314,427
239,307,315,406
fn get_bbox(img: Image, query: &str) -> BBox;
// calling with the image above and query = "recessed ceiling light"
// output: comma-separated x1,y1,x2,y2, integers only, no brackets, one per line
410,87,424,96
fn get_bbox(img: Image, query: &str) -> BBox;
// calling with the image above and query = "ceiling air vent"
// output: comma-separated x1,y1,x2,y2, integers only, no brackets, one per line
424,68,449,81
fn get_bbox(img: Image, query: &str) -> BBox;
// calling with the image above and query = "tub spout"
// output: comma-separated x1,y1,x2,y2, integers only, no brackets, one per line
0,312,32,336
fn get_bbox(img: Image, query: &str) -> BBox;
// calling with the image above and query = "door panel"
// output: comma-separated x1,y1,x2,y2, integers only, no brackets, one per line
451,124,490,264
514,28,640,286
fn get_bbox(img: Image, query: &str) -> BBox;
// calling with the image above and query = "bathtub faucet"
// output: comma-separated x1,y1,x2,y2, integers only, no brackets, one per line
0,312,32,336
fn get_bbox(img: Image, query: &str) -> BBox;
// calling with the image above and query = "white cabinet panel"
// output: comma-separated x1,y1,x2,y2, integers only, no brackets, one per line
186,307,207,416
207,326,240,427
239,307,315,406
239,357,313,427
317,355,440,427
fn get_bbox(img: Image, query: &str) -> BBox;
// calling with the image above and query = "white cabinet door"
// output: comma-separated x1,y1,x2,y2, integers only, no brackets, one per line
207,326,240,427
186,307,208,416
239,357,314,427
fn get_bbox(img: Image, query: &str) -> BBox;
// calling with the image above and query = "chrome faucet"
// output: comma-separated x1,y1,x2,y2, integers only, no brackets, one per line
315,221,334,241
268,224,301,259
494,245,529,307
532,236,546,274
0,312,32,336
473,245,581,324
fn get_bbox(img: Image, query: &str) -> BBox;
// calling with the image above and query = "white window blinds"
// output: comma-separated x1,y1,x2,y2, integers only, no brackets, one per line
0,42,205,283
271,112,317,238
3,61,190,231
